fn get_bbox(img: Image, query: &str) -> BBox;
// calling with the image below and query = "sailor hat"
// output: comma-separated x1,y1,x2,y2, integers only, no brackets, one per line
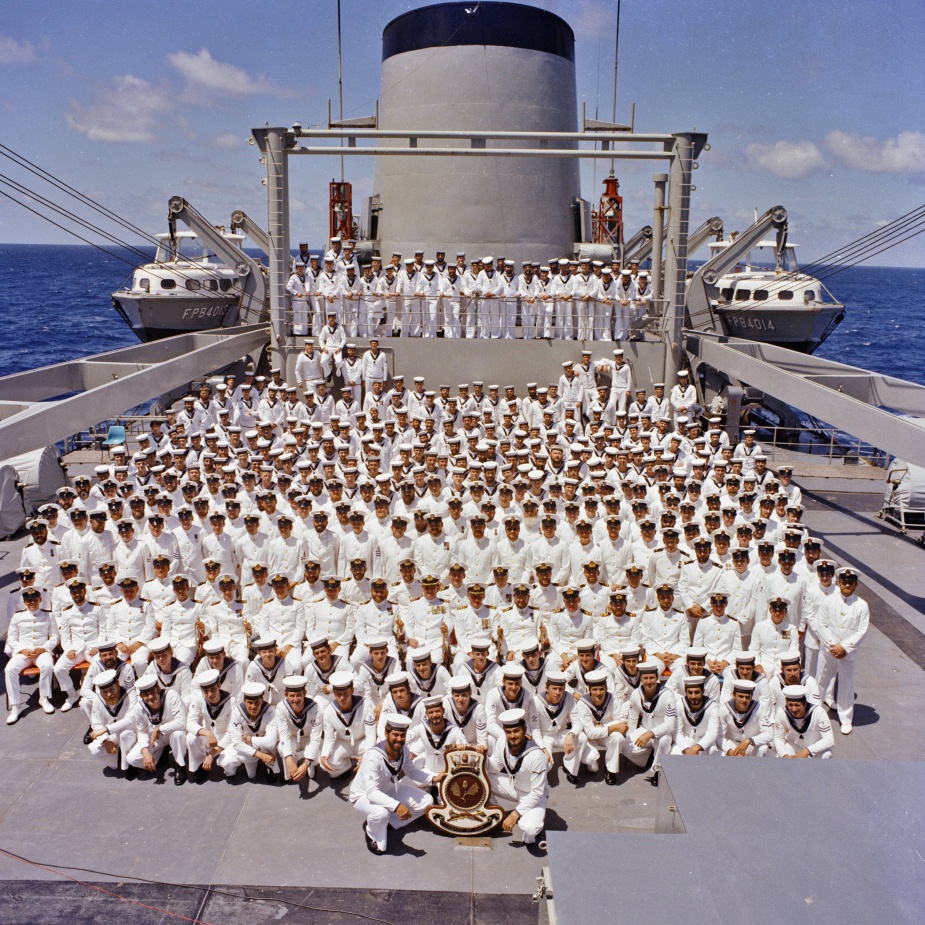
449,676,472,693
780,653,802,667
242,682,267,699
520,636,540,655
637,661,661,675
386,671,411,690
782,684,808,701
502,664,526,680
584,669,609,686
732,678,757,694
499,708,526,728
283,675,308,691
252,637,277,651
383,713,413,731
733,650,756,664
148,637,170,654
94,669,119,689
686,646,709,660
197,669,221,688
576,638,597,653
136,676,159,693
330,671,355,690
683,675,707,689
619,644,642,658
410,649,433,663
423,696,444,711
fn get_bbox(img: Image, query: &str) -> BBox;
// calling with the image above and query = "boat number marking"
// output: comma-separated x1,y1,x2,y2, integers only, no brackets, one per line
727,315,775,332
181,305,228,320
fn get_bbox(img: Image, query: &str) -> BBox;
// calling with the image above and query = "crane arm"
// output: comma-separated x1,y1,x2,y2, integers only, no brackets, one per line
230,209,271,256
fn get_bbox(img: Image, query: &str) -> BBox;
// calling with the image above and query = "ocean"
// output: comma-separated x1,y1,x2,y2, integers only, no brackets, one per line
0,244,922,388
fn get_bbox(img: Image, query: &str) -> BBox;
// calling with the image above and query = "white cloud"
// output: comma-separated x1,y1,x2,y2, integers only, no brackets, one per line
0,34,34,64
742,140,828,179
209,133,242,150
168,48,276,97
66,75,172,143
826,130,925,175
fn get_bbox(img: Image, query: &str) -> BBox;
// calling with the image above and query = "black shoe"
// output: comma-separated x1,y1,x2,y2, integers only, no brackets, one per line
364,823,385,856
83,727,94,746
173,766,187,786
124,766,138,781
192,767,207,784
564,771,579,785
644,769,660,786
264,766,279,785
605,771,618,786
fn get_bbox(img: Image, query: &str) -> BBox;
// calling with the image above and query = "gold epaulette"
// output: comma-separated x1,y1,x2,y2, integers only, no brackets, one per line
553,607,564,614
391,581,401,586
410,595,422,602
500,606,513,612
581,609,593,616
292,596,302,602
644,606,656,611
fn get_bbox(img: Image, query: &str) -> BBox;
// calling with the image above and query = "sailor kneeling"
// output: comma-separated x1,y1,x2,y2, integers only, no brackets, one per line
87,668,137,773
623,662,677,783
407,695,467,776
774,684,834,759
569,669,624,784
124,675,189,785
718,678,774,757
227,681,281,782
671,675,720,756
275,675,324,783
185,668,238,782
351,713,443,855
486,708,550,846
320,671,376,778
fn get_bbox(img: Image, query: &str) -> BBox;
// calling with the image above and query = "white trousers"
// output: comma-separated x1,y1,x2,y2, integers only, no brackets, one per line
126,729,187,768
323,742,357,777
291,296,309,336
405,297,422,337
486,776,546,842
590,730,627,773
5,652,54,706
575,299,594,342
354,785,434,852
538,301,554,338
671,736,719,756
594,302,613,341
499,298,518,340
555,300,574,339
229,744,279,779
547,729,587,775
422,297,440,338
88,730,137,770
613,304,630,342
816,652,857,725
186,734,241,774
54,647,93,697
622,729,672,771
479,297,498,338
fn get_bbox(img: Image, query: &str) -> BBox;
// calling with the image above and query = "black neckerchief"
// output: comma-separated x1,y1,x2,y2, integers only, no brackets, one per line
361,655,396,688
499,685,526,711
640,684,664,714
451,699,478,729
392,692,422,717
143,699,165,725
374,741,406,780
730,700,758,730
786,703,814,735
539,693,567,723
521,657,547,689
425,722,453,751
217,657,237,684
618,664,641,689
104,688,129,718
503,738,539,775
284,698,316,730
311,653,343,685
412,666,439,694
579,660,606,684
205,690,231,720
581,691,613,723
155,657,184,687
238,701,269,733
464,660,494,691
683,696,711,727
257,655,285,684
334,694,364,731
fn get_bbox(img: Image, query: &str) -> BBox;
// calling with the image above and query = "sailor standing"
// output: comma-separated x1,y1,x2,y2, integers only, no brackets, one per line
615,268,636,342
286,262,310,336
416,260,442,338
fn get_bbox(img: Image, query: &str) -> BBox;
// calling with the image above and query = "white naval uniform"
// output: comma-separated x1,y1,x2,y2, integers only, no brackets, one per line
321,694,376,776
483,684,542,746
54,600,105,700
227,700,279,778
717,697,774,756
139,657,194,706
276,698,324,779
350,740,436,852
442,694,488,747
815,590,869,727
624,683,677,770
107,597,156,667
185,689,237,774
773,704,834,758
407,719,466,774
124,688,188,769
4,607,58,707
671,698,720,755
486,737,549,843
87,686,136,770
159,596,203,666
572,691,629,774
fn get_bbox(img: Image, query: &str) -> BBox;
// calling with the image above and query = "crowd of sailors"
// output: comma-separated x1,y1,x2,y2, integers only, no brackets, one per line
7,346,869,854
285,237,653,340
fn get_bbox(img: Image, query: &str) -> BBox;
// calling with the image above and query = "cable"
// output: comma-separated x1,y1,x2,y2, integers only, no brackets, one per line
0,846,402,925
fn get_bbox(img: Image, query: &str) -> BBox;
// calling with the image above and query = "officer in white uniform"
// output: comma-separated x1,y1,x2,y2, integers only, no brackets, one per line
5,586,58,723
815,567,869,734
351,713,441,855
54,576,105,711
486,708,550,847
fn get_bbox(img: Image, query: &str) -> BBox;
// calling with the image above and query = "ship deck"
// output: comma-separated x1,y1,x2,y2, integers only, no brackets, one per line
0,462,922,924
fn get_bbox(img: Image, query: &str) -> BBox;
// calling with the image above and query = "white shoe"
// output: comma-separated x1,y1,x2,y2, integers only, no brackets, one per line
61,696,78,713
39,697,55,714
840,723,853,735
6,707,20,725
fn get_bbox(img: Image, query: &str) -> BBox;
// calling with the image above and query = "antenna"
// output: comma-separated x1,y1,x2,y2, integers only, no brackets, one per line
610,0,621,173
337,0,345,182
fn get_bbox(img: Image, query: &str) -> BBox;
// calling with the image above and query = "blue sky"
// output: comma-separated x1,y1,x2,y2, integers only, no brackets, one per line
1,0,923,266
